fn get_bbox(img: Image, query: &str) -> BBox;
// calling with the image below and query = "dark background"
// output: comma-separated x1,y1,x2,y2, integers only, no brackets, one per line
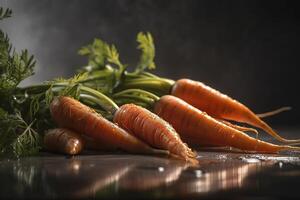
1,0,299,125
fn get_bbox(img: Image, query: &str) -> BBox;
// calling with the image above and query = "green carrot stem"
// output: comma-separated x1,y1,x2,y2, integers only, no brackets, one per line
113,89,159,101
124,77,174,84
125,71,159,79
79,93,104,108
18,84,51,94
80,86,119,114
120,78,174,96
78,68,115,84
20,83,119,114
114,94,154,106
125,72,149,79
140,71,159,78
79,94,113,119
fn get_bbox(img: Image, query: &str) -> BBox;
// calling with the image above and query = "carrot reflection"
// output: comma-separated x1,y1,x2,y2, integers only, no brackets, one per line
119,159,189,190
173,162,271,195
43,157,132,198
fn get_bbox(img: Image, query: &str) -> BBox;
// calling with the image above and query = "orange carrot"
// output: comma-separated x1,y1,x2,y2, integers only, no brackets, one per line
50,96,167,155
171,79,299,143
154,95,300,153
217,119,258,135
113,103,198,163
257,106,291,118
81,135,118,151
44,128,84,155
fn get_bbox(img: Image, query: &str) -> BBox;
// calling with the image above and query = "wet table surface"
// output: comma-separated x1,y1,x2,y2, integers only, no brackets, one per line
1,127,300,199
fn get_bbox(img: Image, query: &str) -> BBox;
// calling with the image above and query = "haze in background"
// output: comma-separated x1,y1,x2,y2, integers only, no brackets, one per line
1,0,299,125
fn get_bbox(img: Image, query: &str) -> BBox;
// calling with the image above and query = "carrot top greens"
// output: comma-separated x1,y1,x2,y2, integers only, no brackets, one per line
135,32,156,73
0,8,117,157
0,6,169,158
0,8,39,157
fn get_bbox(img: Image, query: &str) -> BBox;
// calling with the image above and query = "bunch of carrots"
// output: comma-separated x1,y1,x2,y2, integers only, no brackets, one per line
1,8,299,164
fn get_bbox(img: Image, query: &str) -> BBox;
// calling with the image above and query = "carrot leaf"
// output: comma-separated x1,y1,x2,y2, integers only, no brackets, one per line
134,32,156,74
0,7,12,20
0,109,40,158
0,19,35,97
78,38,107,70
105,44,126,71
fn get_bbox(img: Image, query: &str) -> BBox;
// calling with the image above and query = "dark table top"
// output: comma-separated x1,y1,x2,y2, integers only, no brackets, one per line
1,127,300,199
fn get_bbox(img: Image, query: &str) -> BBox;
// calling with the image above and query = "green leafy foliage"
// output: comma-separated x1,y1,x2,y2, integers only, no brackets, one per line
135,32,156,73
105,44,126,71
0,31,35,95
78,38,107,70
78,32,157,93
59,83,81,99
78,32,156,75
0,108,40,157
0,7,39,158
0,8,12,20
78,38,127,92
29,93,43,119
79,38,126,71
51,72,89,85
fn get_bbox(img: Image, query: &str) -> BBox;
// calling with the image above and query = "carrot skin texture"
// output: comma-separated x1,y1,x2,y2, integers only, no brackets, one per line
217,119,258,135
171,79,300,143
50,96,165,154
44,128,84,155
113,104,197,162
154,95,286,153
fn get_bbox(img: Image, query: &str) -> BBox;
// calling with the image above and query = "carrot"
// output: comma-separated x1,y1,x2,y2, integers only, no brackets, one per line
217,119,258,135
257,106,291,118
44,128,84,155
171,79,299,144
154,95,300,153
50,96,167,155
81,135,118,151
113,103,198,163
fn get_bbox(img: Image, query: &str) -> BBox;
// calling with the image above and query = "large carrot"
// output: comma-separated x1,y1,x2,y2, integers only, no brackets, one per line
154,95,300,153
50,96,166,155
171,79,299,144
113,104,197,163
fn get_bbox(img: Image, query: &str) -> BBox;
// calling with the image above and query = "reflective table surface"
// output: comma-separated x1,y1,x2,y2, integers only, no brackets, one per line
1,127,300,199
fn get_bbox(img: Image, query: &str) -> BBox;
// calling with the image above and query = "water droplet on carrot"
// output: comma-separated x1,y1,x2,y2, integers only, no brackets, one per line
158,167,164,172
194,169,203,178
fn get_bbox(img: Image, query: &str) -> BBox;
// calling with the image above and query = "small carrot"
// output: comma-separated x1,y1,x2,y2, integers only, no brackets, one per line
44,128,84,155
50,96,167,155
154,95,300,153
113,103,198,163
171,79,299,144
